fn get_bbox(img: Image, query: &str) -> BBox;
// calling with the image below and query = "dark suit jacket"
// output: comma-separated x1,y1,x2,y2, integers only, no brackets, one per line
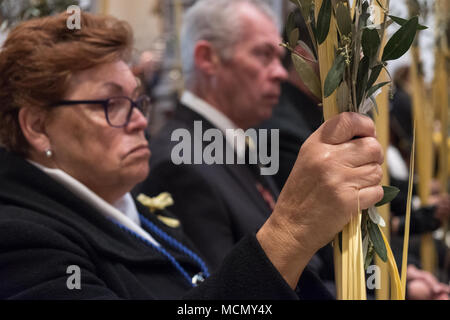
0,148,332,299
259,82,323,190
134,104,280,271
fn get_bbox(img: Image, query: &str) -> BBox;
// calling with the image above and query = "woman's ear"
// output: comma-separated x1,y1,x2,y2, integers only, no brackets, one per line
18,107,51,154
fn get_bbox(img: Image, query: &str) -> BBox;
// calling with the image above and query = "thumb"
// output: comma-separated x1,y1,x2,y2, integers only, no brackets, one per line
318,112,377,145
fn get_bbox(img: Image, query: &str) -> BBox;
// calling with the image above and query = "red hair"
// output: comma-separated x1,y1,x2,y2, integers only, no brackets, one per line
0,11,133,155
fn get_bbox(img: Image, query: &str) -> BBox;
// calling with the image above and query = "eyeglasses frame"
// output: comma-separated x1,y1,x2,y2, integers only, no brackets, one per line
49,95,151,128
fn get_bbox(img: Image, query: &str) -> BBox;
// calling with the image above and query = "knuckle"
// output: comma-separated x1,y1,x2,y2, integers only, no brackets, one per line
370,163,383,182
365,137,382,159
340,111,353,123
363,163,382,185
311,146,332,169
375,165,383,183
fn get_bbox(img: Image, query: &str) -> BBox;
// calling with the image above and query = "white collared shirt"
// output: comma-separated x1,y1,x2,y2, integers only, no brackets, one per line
181,90,254,159
28,160,160,247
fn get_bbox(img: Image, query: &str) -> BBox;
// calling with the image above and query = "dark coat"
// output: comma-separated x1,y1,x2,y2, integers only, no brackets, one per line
259,82,323,190
134,105,280,271
0,148,331,299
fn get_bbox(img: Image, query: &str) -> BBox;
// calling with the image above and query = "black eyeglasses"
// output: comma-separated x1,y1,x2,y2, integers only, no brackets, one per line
49,95,151,128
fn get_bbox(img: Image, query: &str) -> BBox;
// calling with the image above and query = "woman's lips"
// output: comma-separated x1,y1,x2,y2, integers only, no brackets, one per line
125,144,150,158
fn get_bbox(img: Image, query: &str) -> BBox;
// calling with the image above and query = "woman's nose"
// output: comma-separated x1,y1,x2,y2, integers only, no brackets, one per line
126,107,148,131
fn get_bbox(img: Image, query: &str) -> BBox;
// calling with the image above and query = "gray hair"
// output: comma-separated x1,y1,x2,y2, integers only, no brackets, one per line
180,0,278,85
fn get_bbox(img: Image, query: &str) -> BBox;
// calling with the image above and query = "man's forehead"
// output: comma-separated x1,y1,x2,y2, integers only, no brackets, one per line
239,28,284,55
235,2,274,22
236,6,281,43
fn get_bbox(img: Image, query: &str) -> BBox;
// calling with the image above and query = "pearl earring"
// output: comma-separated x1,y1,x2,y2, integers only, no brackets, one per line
45,149,53,158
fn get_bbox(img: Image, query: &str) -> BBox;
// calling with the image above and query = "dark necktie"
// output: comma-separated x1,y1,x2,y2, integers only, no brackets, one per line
244,140,278,211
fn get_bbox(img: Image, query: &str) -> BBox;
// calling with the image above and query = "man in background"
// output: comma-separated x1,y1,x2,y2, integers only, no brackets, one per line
135,0,289,271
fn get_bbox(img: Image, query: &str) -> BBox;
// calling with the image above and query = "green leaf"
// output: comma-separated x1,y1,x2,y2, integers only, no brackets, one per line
291,53,322,100
286,10,296,40
316,0,332,44
366,81,390,98
364,242,375,270
311,19,317,41
362,234,369,260
335,2,352,36
336,81,350,113
288,0,313,22
366,64,383,90
296,40,316,59
382,16,419,61
367,219,387,262
388,15,428,30
299,0,313,22
356,56,370,107
362,28,380,62
375,185,400,207
289,28,299,48
323,53,346,97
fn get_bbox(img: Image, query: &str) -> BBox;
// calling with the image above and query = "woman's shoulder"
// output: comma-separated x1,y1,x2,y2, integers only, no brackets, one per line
0,203,90,256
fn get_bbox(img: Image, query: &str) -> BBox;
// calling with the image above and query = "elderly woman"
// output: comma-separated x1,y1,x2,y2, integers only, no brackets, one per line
0,12,384,299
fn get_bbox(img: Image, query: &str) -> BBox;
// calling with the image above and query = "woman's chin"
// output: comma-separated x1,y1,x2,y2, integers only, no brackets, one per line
116,159,150,188
130,162,151,185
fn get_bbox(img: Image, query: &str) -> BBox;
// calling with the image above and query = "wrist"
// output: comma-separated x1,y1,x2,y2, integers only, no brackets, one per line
257,213,314,289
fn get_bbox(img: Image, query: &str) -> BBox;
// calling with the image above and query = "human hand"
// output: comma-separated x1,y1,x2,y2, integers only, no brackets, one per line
430,179,442,195
428,193,450,223
406,265,450,300
257,112,384,287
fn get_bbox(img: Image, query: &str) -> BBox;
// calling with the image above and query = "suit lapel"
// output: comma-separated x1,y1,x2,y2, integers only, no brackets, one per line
175,104,277,213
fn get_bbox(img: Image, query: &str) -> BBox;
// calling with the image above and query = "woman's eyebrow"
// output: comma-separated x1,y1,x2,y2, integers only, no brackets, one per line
100,82,141,97
100,82,125,94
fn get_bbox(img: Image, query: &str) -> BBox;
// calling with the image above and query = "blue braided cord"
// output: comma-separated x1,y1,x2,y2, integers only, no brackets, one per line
139,214,210,278
109,219,195,288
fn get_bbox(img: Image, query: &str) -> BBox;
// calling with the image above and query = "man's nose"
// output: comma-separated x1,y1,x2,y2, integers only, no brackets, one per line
271,59,288,82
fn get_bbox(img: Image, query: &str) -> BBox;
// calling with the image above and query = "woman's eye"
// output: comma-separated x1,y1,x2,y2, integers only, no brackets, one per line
108,99,126,109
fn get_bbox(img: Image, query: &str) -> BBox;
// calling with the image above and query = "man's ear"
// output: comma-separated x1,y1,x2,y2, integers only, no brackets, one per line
193,40,221,76
18,107,51,154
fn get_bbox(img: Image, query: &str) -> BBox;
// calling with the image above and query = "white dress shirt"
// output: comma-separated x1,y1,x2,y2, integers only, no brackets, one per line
181,90,255,159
